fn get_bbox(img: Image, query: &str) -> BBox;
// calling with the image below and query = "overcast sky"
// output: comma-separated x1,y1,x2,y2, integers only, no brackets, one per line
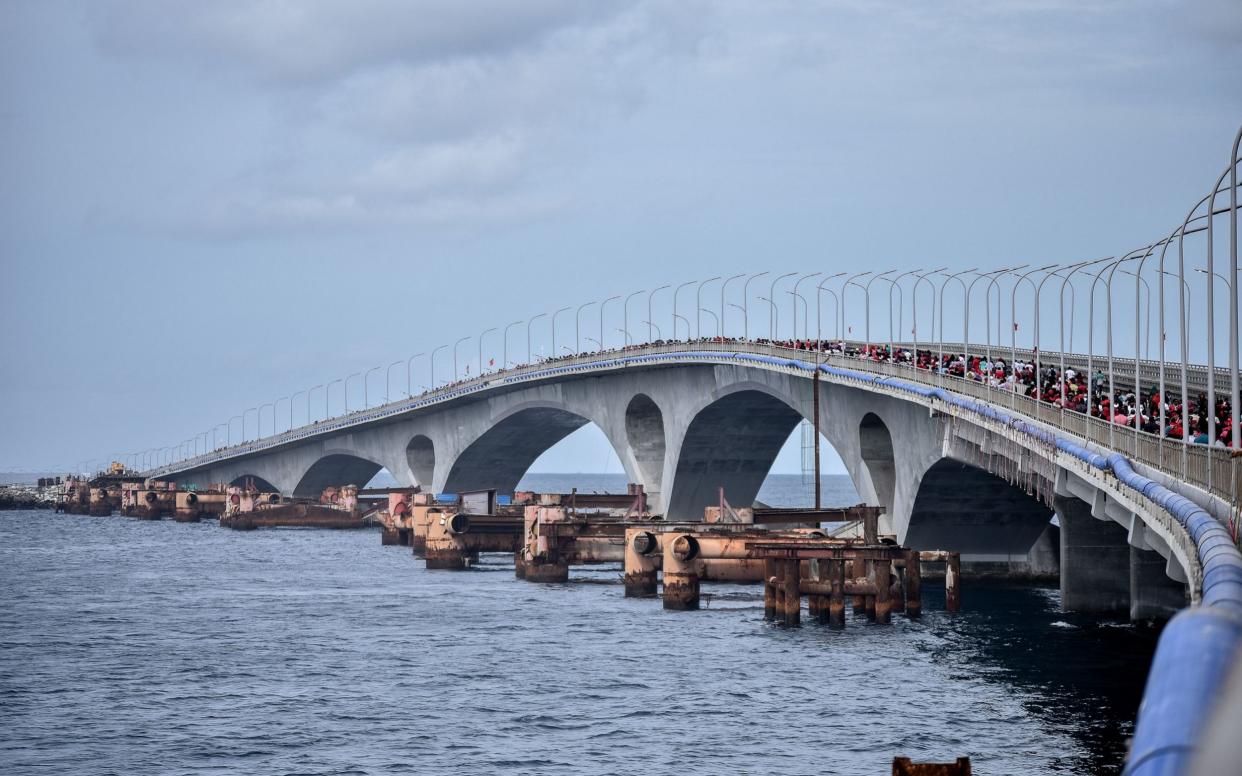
2,0,1240,476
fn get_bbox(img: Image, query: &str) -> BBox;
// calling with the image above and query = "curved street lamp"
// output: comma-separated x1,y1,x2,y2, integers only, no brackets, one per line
791,272,821,341
343,373,361,413
720,273,745,339
599,296,620,350
841,271,872,344
526,313,547,362
816,272,846,344
452,336,471,381
695,277,720,339
768,272,797,339
672,280,695,340
647,286,669,342
502,321,522,368
742,272,769,341
551,307,571,355
479,327,497,374
575,301,595,353
622,290,645,346
385,360,404,403
430,345,447,388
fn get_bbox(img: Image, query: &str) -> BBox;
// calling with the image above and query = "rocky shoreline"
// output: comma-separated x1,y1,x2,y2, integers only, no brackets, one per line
0,485,56,510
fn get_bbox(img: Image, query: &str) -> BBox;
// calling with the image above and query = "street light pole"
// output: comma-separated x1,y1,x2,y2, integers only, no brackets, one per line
696,277,720,339
647,286,669,342
672,280,695,340
768,272,796,339
290,390,306,429
742,272,769,341
816,273,846,345
430,346,446,388
406,354,423,397
791,272,821,341
479,327,497,374
452,336,470,380
623,290,644,346
599,296,620,350
575,301,595,353
863,270,896,349
720,273,745,339
841,271,871,346
552,307,571,355
526,313,547,362
385,360,403,404
502,321,522,368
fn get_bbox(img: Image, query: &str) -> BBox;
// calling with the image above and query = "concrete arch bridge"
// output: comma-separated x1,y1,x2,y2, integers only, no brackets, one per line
152,341,1239,622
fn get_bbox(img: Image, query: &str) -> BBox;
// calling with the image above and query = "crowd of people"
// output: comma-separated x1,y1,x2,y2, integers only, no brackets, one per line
752,337,1238,449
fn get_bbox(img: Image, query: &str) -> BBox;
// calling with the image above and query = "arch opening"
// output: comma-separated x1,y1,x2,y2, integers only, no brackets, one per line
624,393,666,493
858,412,896,512
229,474,279,493
667,389,804,520
406,435,435,489
517,422,628,493
905,458,1054,561
757,421,857,507
294,453,384,499
444,406,625,495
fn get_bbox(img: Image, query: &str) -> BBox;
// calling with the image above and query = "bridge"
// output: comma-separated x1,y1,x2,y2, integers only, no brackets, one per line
130,129,1242,774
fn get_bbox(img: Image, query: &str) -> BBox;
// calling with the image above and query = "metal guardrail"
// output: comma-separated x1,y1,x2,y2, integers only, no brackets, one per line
147,339,1239,512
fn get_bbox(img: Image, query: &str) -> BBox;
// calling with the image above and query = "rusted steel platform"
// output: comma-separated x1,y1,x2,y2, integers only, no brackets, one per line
220,503,367,530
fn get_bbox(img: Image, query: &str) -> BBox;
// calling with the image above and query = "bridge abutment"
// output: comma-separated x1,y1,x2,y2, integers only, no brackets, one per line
1056,496,1130,615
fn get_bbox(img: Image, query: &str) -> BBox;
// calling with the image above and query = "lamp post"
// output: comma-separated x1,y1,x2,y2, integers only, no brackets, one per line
768,272,796,339
308,383,324,421
672,280,695,340
861,270,896,350
695,277,720,339
452,336,470,380
502,321,522,367
884,268,922,356
622,290,644,346
526,314,546,362
816,273,846,345
551,307,571,355
213,424,226,451
479,327,497,374
720,273,745,339
406,354,424,398
599,296,620,350
841,271,872,346
935,268,975,379
290,390,306,429
791,272,821,341
742,272,769,341
644,320,663,339
575,301,595,353
700,308,720,337
756,296,778,340
910,267,946,366
429,345,446,388
274,396,290,433
327,378,344,417
647,286,669,342
259,402,275,437
385,360,403,403
345,373,364,413
243,407,258,441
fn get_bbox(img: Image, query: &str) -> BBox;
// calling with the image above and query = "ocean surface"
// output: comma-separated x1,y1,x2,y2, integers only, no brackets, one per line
1,474,1158,775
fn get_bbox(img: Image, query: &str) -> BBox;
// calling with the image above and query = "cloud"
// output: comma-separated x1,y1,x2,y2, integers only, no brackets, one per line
87,0,627,85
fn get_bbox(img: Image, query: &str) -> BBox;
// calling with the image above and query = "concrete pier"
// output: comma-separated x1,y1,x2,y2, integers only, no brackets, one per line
1129,547,1187,622
1056,496,1130,615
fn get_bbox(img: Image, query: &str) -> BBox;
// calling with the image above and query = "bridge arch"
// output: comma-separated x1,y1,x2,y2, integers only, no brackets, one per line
442,404,631,495
294,452,385,498
406,435,435,489
666,388,806,520
904,457,1055,560
229,473,279,493
624,393,666,494
858,412,896,513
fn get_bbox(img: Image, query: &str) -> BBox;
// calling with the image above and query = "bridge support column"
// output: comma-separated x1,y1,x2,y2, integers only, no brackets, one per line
1129,547,1186,622
1056,496,1129,615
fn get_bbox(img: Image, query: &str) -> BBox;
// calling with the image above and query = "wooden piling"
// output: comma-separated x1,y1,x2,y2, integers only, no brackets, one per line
905,549,922,618
828,558,846,628
946,552,961,613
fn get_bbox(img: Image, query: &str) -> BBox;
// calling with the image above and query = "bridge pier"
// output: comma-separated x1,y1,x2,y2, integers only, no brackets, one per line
1129,547,1187,622
1056,496,1129,615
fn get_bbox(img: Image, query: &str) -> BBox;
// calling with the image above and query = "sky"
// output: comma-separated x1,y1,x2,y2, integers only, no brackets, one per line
2,0,1240,476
